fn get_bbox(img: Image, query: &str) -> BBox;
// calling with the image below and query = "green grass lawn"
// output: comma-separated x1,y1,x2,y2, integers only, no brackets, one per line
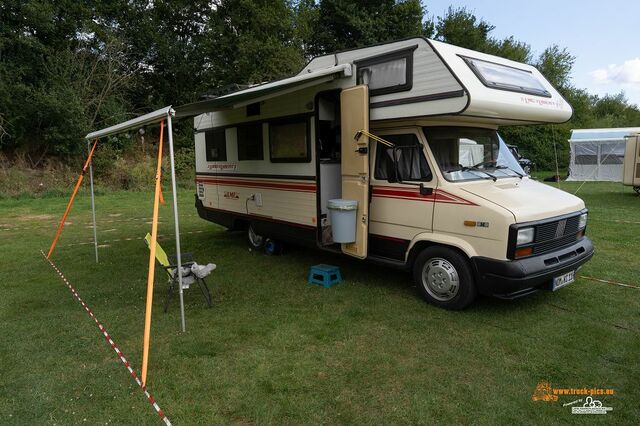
1,181,638,424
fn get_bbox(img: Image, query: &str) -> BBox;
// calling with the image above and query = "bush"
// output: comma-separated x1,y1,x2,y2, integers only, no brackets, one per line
174,147,195,183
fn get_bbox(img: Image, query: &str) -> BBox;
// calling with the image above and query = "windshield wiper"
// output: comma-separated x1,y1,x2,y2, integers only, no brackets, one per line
495,165,524,179
472,160,497,169
459,166,497,181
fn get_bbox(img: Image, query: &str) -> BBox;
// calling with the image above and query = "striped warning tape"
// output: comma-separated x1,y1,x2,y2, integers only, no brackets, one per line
1,215,198,231
60,229,208,248
589,218,640,225
40,251,172,425
579,274,640,290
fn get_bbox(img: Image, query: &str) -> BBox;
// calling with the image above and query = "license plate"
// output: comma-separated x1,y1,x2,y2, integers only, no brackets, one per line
552,270,575,291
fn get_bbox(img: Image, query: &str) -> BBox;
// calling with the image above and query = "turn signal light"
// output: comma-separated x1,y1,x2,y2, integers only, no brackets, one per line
515,247,533,258
577,230,585,239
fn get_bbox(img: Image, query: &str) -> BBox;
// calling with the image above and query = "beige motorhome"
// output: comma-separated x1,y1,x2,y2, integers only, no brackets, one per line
186,37,594,309
623,133,640,194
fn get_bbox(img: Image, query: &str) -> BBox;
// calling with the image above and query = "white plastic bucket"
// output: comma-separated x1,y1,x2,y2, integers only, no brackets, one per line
327,199,358,243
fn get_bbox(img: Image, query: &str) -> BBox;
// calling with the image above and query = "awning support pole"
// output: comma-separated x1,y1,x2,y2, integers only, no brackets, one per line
88,139,99,263
141,120,165,387
166,112,186,333
47,140,98,259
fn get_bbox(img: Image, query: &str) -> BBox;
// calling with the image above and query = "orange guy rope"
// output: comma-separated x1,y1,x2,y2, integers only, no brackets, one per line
47,140,99,259
141,120,165,386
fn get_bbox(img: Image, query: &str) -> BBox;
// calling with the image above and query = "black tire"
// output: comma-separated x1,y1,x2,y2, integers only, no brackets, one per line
412,246,477,310
634,186,640,195
247,223,265,249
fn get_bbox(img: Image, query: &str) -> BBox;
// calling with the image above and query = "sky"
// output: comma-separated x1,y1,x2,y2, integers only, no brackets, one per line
424,0,640,107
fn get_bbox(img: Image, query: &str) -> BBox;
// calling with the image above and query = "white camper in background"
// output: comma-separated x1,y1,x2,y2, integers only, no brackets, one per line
184,37,593,309
567,127,640,182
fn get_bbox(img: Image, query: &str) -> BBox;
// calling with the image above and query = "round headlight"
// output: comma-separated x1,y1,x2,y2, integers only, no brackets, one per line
578,213,588,229
516,227,535,246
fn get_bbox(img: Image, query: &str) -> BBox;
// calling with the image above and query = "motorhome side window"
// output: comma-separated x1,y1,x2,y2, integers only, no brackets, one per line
356,48,413,96
374,134,431,182
269,119,310,162
237,123,264,161
204,129,226,161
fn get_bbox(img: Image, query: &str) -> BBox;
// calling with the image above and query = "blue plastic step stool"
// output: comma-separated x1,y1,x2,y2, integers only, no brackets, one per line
308,264,342,288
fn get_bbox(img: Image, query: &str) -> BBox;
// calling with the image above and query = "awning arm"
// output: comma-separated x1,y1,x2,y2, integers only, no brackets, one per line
174,63,352,118
85,106,174,140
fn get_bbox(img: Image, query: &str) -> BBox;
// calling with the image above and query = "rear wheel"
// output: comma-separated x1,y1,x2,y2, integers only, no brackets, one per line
247,224,265,249
412,246,477,310
634,186,640,195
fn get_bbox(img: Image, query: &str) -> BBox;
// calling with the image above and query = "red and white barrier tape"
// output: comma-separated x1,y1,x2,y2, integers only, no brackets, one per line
1,214,198,231
579,274,640,290
60,229,208,248
40,250,172,425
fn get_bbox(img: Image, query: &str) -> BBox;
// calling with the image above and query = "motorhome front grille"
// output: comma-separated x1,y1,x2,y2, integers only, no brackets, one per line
535,215,580,243
534,233,579,254
532,215,581,254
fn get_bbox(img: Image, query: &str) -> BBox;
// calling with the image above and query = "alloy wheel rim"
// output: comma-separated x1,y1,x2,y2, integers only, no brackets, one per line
422,257,460,301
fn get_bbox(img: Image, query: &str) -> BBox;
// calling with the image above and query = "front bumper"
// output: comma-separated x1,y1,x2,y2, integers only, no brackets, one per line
471,237,594,299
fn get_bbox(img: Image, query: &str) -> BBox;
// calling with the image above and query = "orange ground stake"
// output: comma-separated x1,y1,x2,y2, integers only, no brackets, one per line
47,140,99,259
141,121,165,386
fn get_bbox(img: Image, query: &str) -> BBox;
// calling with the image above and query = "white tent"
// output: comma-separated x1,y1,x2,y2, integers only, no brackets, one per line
567,127,640,182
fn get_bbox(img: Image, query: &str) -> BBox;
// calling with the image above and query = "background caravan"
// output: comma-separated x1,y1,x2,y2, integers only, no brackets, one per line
184,37,594,309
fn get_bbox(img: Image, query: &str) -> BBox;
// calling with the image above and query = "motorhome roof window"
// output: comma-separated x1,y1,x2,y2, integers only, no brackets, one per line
237,123,264,161
205,129,227,161
356,48,414,96
269,119,310,163
461,56,551,97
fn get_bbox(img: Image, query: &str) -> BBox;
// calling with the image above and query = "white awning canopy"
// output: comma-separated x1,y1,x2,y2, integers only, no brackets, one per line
85,106,174,140
84,64,352,140
174,63,352,118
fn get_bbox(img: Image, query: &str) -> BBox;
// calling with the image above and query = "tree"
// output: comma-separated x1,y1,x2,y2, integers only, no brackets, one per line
433,7,531,62
208,0,305,86
434,7,494,52
1,0,639,173
535,45,574,90
0,0,132,160
304,0,424,56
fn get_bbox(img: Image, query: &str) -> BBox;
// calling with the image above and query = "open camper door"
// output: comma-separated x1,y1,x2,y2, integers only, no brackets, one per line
340,85,370,259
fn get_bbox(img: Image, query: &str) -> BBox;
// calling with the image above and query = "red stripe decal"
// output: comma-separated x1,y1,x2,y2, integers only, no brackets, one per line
196,176,316,193
372,186,476,206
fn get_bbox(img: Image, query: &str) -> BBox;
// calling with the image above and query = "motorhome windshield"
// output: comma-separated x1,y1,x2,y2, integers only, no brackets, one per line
423,127,525,182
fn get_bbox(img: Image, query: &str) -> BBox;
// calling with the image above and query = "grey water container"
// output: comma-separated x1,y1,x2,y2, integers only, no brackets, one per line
327,199,358,243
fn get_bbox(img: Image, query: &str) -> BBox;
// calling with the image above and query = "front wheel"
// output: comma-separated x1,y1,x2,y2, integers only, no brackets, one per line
412,246,477,310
